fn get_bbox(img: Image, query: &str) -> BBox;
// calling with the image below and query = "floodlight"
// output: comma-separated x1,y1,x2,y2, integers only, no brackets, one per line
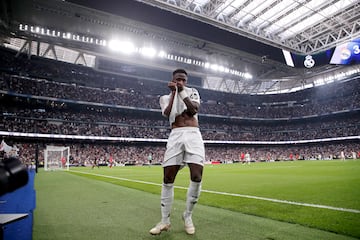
108,39,136,54
63,32,71,39
158,50,167,58
210,64,219,71
108,40,123,52
140,47,156,58
244,73,253,79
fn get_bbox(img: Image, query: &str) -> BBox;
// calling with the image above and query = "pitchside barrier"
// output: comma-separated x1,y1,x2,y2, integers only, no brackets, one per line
0,169,36,240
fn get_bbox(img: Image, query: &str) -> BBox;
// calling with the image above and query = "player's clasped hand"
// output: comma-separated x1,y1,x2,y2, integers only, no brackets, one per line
177,84,184,92
168,81,177,91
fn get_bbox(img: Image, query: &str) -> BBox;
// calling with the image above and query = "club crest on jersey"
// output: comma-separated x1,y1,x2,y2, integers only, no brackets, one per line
191,91,199,100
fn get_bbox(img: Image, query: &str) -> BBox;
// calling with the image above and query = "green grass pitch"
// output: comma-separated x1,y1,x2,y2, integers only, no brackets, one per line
33,160,360,239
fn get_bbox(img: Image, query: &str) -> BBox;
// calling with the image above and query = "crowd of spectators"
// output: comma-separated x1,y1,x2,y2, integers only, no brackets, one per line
8,141,360,168
1,47,359,119
0,105,359,141
1,72,360,119
0,46,359,166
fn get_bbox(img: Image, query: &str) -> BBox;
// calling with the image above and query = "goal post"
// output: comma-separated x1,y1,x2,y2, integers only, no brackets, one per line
44,145,70,171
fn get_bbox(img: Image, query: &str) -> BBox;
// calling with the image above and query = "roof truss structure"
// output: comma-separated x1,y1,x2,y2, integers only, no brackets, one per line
137,0,360,54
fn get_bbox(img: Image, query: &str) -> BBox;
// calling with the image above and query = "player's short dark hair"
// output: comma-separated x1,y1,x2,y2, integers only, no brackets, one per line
173,69,187,76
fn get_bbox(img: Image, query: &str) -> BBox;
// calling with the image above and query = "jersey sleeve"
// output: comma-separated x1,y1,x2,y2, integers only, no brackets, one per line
159,95,170,117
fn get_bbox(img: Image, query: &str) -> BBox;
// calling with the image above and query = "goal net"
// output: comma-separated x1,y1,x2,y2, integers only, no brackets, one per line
44,145,70,171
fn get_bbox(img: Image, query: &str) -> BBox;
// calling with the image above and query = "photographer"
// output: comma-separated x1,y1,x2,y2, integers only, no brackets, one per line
0,140,29,196
0,157,29,196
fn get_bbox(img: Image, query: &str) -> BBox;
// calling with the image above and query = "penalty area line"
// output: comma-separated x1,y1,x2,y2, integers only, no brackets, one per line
69,170,360,214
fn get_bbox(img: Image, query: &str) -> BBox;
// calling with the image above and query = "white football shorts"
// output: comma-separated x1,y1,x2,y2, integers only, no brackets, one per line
163,127,205,167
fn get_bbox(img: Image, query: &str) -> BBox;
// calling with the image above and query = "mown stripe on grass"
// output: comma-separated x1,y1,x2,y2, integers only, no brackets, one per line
70,170,360,214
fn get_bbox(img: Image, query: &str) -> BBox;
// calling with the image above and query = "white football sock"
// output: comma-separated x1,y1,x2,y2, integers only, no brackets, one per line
161,183,174,224
185,181,201,217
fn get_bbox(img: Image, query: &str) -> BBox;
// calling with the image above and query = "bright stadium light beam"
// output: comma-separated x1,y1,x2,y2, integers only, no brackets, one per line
158,50,167,58
108,40,121,51
244,72,253,79
140,47,157,58
108,39,136,54
210,64,219,71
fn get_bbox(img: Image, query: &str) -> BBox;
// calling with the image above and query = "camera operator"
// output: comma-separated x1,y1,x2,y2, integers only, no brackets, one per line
0,156,29,196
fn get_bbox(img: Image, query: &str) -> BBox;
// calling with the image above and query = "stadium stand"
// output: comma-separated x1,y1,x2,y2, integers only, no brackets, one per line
0,46,359,165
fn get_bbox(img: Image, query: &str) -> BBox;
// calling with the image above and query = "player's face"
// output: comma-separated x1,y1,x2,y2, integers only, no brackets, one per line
173,72,187,88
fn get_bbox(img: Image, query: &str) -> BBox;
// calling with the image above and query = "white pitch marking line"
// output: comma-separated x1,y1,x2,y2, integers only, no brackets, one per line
69,170,360,214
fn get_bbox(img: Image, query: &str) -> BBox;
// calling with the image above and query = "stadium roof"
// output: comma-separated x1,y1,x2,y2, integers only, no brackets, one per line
0,0,359,94
135,0,360,54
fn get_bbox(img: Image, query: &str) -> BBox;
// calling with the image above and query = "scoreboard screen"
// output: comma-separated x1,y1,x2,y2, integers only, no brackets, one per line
283,37,360,68
330,38,360,65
